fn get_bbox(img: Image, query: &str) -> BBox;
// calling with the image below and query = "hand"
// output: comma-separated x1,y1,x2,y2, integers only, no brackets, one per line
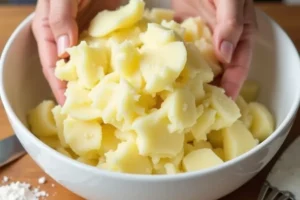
32,0,121,105
172,0,257,99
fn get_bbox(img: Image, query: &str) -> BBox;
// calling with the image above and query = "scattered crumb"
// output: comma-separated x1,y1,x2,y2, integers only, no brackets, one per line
51,184,55,187
38,177,46,184
2,176,9,183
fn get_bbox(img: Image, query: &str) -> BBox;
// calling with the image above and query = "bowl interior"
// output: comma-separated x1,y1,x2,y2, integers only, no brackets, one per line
1,5,300,167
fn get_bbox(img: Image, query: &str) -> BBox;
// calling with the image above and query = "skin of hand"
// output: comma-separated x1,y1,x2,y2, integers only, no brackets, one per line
32,0,121,105
172,0,258,99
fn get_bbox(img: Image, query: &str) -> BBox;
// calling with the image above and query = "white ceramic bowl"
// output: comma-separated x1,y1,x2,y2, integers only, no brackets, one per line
1,1,300,200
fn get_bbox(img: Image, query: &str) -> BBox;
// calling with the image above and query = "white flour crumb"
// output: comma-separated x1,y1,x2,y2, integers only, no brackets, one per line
51,184,55,188
38,177,46,185
0,181,49,200
2,176,9,183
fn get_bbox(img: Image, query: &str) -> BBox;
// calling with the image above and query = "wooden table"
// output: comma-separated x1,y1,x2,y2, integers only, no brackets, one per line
0,3,300,200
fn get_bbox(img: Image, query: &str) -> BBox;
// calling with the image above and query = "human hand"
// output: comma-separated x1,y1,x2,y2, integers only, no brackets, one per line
32,0,121,105
172,0,257,99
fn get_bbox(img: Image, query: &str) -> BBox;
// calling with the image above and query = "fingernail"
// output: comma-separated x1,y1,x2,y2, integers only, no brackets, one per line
57,35,70,57
220,41,233,63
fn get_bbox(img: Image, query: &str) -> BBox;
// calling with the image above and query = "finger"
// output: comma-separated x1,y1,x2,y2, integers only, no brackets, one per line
32,0,66,105
213,0,245,64
49,0,78,58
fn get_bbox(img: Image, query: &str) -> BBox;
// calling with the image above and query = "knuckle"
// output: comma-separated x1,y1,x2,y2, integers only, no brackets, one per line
225,18,243,30
49,14,68,29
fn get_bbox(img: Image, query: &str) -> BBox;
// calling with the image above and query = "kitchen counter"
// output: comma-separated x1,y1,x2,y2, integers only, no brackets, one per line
0,4,300,200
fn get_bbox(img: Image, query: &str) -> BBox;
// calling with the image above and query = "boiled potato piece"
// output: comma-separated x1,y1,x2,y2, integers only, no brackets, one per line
240,80,260,102
181,17,205,42
183,149,223,172
108,26,142,47
191,108,217,141
161,20,185,38
187,74,206,103
105,140,152,174
206,85,241,130
152,150,183,174
77,157,98,166
207,130,223,148
249,102,275,142
67,41,108,89
185,132,194,143
147,8,174,23
56,147,73,158
115,129,136,141
63,117,102,159
88,0,145,37
28,100,57,137
213,148,225,161
132,109,184,158
184,140,212,155
222,121,258,161
235,96,253,129
55,59,77,81
51,105,68,147
164,163,178,174
99,124,120,155
161,88,199,132
140,23,177,46
62,81,101,121
39,136,60,149
140,41,187,93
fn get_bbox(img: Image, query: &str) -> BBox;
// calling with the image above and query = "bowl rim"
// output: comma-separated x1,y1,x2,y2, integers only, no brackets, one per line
1,9,300,182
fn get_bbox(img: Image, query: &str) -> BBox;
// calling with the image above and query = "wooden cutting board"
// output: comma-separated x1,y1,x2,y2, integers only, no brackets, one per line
1,4,300,200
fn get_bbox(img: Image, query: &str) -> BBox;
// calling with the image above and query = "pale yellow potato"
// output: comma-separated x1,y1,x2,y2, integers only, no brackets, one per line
132,109,184,158
184,140,212,155
51,105,68,147
183,148,224,172
62,81,101,121
105,140,152,174
147,8,175,23
140,23,177,46
140,41,187,93
63,117,102,159
184,143,195,156
194,39,222,77
185,43,214,83
235,96,253,129
77,157,98,166
161,88,199,132
88,0,145,37
213,148,225,161
161,20,185,38
99,124,120,155
207,130,223,148
164,163,178,175
240,80,260,103
28,100,57,137
205,85,241,130
56,147,73,158
185,73,206,104
115,129,136,141
55,59,78,81
39,136,60,149
185,132,195,143
152,149,183,174
222,121,258,161
191,108,217,141
79,31,108,48
181,17,205,42
249,102,275,142
108,26,142,47
67,41,108,89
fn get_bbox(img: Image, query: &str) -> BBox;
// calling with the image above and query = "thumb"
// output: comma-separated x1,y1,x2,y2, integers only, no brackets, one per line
49,0,78,58
213,0,245,64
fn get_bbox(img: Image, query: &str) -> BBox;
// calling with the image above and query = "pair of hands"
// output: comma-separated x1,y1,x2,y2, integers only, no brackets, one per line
32,0,257,105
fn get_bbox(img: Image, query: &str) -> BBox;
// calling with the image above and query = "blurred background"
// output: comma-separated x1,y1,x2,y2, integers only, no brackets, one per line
0,0,298,4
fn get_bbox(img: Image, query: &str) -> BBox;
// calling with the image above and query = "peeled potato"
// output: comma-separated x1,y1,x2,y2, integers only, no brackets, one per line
222,121,258,161
99,124,120,155
55,59,77,81
39,136,60,149
181,17,205,42
240,80,260,103
77,157,98,166
161,20,185,38
183,148,224,172
28,100,57,137
152,150,183,174
146,8,174,23
207,130,223,148
63,117,102,159
248,102,275,142
235,96,253,129
213,148,225,161
88,0,145,37
51,105,68,147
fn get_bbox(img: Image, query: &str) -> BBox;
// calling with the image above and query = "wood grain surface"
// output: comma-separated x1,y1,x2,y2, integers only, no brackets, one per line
0,3,300,200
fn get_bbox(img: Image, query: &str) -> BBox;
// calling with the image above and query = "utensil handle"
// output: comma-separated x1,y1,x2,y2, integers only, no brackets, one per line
257,181,295,200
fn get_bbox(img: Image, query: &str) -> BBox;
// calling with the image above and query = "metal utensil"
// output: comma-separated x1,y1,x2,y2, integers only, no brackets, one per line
0,135,26,168
258,136,300,200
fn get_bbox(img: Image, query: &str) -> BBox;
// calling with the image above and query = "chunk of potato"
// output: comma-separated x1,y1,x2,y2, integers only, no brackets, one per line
235,96,253,129
240,80,260,103
77,157,98,166
213,148,225,161
132,109,184,158
147,8,174,23
183,148,224,172
108,26,142,47
67,41,108,89
63,117,102,159
181,17,205,42
28,100,57,137
55,59,78,81
249,102,275,142
191,108,217,141
207,130,223,148
88,0,145,37
222,121,258,161
152,150,183,174
161,20,185,38
105,140,152,174
140,41,187,93
51,105,68,147
161,88,199,132
99,125,120,155
56,147,73,158
39,136,60,149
